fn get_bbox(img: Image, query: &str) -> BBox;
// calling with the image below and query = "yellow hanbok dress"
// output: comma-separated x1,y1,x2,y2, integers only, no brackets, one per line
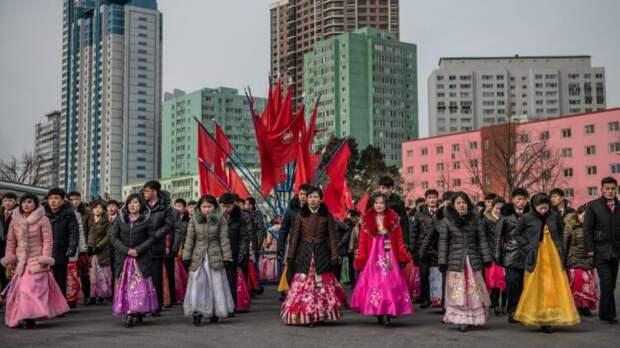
514,225,580,326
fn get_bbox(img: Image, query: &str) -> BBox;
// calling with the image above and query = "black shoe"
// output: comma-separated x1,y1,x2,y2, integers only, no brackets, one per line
192,313,203,326
125,316,135,328
420,300,431,309
541,326,553,333
377,316,384,325
458,324,469,332
494,306,504,317
152,310,161,317
383,316,392,328
19,319,35,329
508,313,519,324
69,302,77,309
210,316,219,323
602,318,618,324
135,315,144,324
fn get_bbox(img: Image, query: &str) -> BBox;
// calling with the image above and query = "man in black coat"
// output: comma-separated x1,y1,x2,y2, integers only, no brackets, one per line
220,193,250,308
106,200,121,289
0,192,18,288
142,180,177,314
43,188,79,296
277,184,312,280
494,187,529,323
379,176,410,249
584,177,620,324
410,189,440,308
550,188,576,220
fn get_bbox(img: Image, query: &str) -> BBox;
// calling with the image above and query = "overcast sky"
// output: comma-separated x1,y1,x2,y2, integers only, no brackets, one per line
1,0,619,161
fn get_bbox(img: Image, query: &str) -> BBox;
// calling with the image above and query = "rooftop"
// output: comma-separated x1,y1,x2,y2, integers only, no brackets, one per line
438,55,591,66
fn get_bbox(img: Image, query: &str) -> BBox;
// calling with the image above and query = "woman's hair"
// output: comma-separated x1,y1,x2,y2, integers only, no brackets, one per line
90,199,106,212
450,191,474,211
307,186,323,199
197,195,219,210
371,192,388,206
124,193,145,213
19,193,40,213
531,193,551,208
491,196,506,207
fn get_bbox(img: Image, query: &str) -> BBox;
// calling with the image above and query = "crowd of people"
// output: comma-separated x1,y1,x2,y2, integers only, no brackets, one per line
0,175,618,335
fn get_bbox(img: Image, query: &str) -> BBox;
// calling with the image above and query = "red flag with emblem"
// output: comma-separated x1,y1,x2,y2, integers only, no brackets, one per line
228,165,250,198
356,192,370,213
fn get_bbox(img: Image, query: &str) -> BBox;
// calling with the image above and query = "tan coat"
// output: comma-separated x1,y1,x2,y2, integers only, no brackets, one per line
183,209,232,272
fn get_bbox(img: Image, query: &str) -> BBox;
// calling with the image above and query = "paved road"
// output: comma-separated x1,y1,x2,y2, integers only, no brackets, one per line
1,284,618,348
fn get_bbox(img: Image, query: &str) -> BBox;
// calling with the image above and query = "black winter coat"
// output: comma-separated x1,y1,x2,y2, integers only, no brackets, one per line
43,202,79,265
438,206,492,272
224,206,250,264
110,208,156,279
494,203,529,268
0,206,17,259
584,196,620,261
142,190,177,258
480,212,500,262
278,197,301,259
410,205,439,261
386,194,410,250
517,209,564,272
172,212,190,257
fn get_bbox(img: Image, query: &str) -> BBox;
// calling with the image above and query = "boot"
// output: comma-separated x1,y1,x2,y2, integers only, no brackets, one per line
541,325,553,334
125,315,135,328
383,316,392,328
192,313,203,326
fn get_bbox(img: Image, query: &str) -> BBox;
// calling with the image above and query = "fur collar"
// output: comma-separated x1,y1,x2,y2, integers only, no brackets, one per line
194,207,223,224
300,203,329,217
12,206,46,226
119,206,151,224
363,208,400,235
484,211,499,223
446,204,475,227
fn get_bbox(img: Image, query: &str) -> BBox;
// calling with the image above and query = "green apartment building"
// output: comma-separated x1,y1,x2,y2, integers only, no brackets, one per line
161,87,266,178
303,27,418,167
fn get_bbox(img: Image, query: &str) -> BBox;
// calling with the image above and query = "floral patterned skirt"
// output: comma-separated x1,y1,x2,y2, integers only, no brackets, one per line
90,256,113,299
443,257,490,326
568,268,599,310
65,261,82,304
112,257,159,316
281,259,347,325
429,266,443,308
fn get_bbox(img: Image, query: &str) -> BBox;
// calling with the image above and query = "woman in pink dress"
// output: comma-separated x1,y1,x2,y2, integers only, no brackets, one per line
259,226,279,281
1,194,69,328
351,193,413,327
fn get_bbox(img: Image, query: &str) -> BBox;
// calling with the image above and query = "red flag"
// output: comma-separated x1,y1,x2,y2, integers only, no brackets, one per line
342,181,353,211
356,192,370,213
198,160,228,197
323,143,350,220
197,122,218,165
228,165,250,198
215,123,233,156
294,102,320,193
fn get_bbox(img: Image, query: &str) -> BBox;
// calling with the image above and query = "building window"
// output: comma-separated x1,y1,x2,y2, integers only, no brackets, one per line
407,166,413,175
452,161,460,169
436,146,443,154
406,150,413,158
540,131,549,140
611,163,620,174
421,148,428,156
587,166,597,176
584,124,595,134
453,179,461,187
588,187,598,196
469,141,477,149
436,163,444,171
585,145,596,156
519,134,529,143
562,148,572,157
561,128,572,138
563,168,573,177
452,144,460,152
609,142,620,153
421,181,429,189
421,165,428,173
565,189,574,198
469,159,478,168
437,180,445,188
609,121,620,132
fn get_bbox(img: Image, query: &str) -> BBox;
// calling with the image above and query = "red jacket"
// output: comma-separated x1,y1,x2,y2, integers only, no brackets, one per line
353,208,410,270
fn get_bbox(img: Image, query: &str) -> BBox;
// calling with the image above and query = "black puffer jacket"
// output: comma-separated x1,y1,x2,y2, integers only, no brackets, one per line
172,211,190,257
410,204,439,260
494,203,529,268
110,207,156,279
141,190,177,258
517,209,564,272
278,197,301,259
248,209,266,252
480,211,500,263
225,206,250,264
43,201,79,265
438,206,492,272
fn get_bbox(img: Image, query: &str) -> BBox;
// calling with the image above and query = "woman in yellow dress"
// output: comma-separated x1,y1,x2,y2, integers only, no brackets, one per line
514,193,580,333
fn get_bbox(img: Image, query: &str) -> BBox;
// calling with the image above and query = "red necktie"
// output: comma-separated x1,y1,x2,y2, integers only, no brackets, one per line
608,202,615,213
4,210,10,221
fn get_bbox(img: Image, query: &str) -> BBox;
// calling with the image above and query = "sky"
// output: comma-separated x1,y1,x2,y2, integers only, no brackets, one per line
1,0,619,161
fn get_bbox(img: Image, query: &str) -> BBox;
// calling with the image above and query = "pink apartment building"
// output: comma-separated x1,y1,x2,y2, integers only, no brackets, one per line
402,108,620,207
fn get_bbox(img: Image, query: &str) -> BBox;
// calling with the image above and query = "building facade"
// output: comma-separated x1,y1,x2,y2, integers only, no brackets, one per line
402,108,620,207
161,88,266,179
428,55,606,136
60,0,162,200
270,0,399,108
34,111,61,189
303,27,417,166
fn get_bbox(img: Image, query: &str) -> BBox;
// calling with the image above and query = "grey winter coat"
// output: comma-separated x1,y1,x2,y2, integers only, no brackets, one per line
182,208,232,272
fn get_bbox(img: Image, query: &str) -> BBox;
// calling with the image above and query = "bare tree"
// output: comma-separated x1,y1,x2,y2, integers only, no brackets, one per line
461,122,565,198
0,151,44,186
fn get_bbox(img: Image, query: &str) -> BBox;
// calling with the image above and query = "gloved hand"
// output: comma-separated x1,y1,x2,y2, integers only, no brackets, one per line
223,260,233,268
484,261,492,268
183,259,191,270
439,264,448,273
